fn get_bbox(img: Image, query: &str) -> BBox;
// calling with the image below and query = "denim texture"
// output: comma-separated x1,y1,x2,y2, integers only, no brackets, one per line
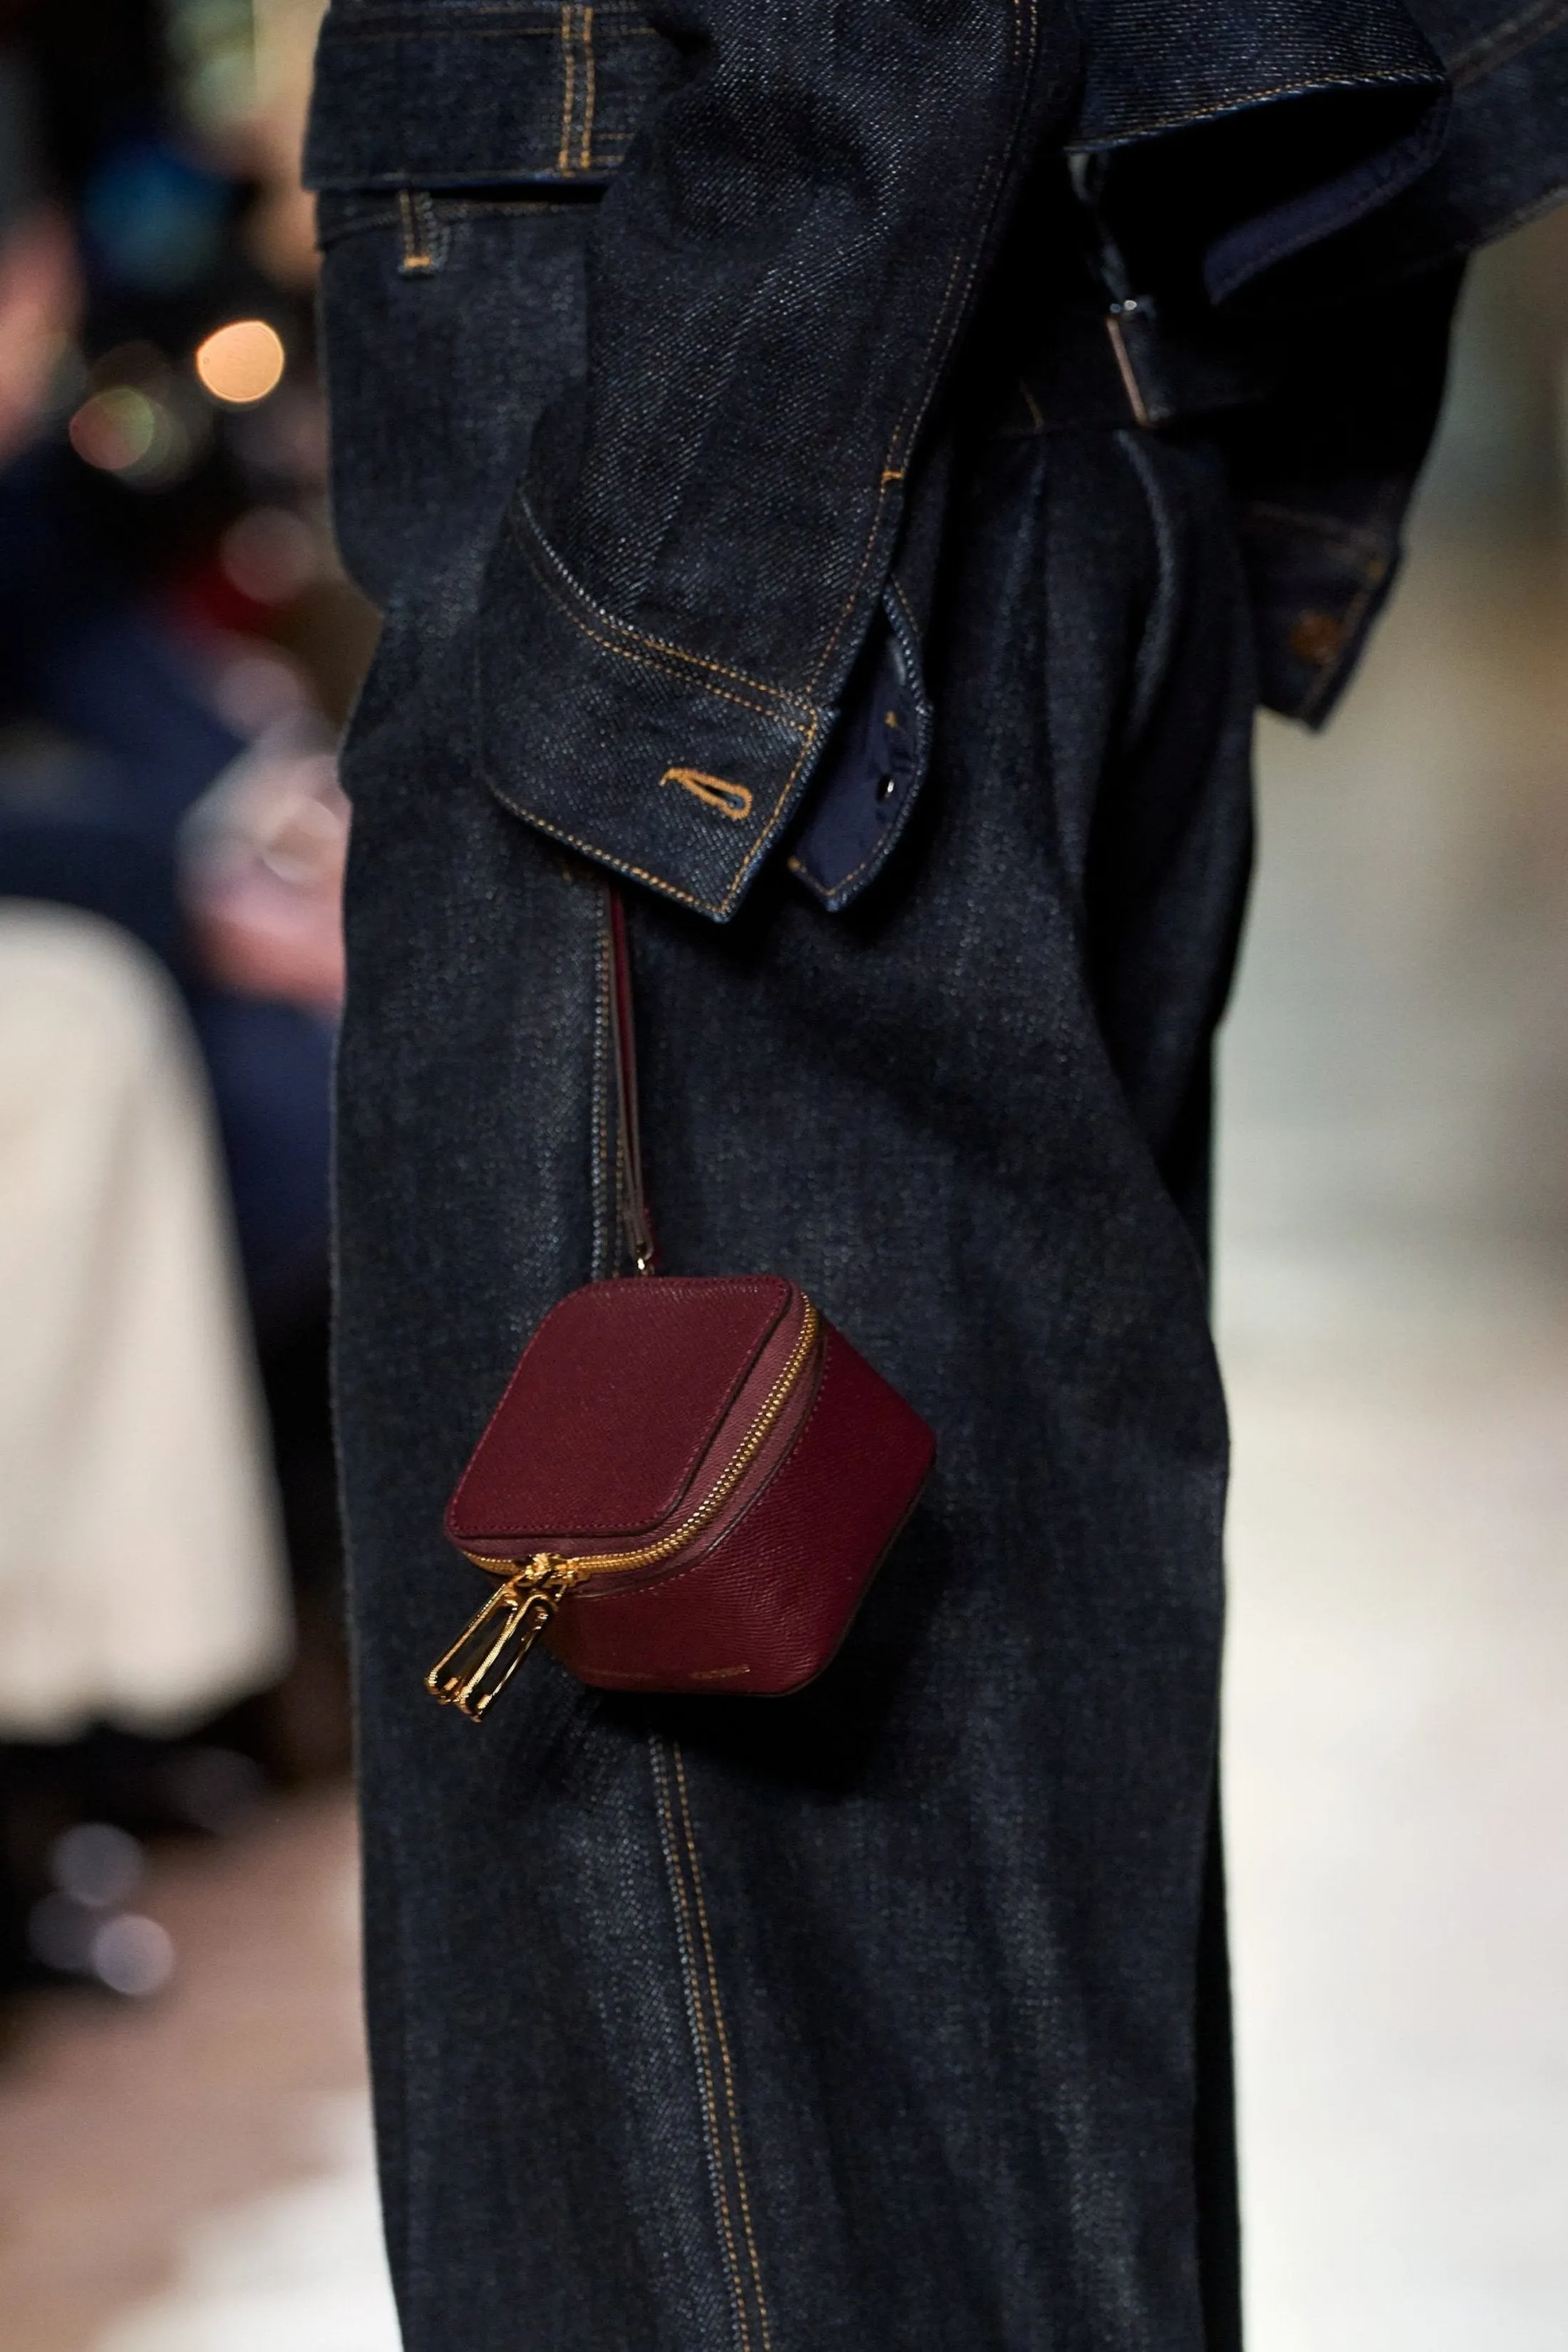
1262,0,1568,290
306,0,1458,919
324,167,1257,2344
313,6,1567,2345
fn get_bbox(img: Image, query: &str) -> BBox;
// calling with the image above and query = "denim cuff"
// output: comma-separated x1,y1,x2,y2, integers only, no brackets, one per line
477,497,835,921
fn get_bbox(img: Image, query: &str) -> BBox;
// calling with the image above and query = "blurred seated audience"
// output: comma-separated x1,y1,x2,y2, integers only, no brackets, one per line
0,903,292,1991
0,3,364,2000
0,902,291,1740
0,13,351,1335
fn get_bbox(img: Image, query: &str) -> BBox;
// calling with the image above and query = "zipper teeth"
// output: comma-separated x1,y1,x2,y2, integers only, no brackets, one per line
468,1296,820,1588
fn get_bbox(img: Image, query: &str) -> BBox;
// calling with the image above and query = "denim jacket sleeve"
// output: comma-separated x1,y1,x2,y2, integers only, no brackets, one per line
306,0,1453,920
468,0,1069,921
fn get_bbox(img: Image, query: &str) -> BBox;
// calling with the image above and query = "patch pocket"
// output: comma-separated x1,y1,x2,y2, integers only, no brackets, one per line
304,4,686,611
304,1,685,193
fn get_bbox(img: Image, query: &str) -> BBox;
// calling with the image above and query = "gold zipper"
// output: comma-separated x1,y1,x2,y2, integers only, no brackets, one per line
427,1298,819,1720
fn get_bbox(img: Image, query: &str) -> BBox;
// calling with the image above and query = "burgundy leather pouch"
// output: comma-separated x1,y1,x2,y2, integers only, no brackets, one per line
428,898,934,1721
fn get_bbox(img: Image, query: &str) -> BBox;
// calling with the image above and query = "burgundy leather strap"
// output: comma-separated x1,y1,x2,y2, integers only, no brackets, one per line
608,888,657,1274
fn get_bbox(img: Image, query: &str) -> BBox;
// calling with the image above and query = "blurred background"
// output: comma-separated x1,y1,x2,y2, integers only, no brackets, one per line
0,5,1563,2346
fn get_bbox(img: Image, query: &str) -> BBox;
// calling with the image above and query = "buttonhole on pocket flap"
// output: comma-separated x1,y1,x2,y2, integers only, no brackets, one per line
661,769,754,822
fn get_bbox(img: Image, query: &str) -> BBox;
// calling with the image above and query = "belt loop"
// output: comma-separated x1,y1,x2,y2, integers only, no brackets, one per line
397,190,448,277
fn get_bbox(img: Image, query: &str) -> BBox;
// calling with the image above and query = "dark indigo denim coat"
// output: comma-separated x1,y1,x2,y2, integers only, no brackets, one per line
307,6,1567,2348
307,0,1567,919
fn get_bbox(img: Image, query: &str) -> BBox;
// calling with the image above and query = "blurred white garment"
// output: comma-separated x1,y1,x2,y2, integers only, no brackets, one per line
0,902,290,1737
93,2096,400,2352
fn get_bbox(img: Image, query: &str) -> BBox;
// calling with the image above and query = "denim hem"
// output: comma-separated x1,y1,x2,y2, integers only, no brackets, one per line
476,501,832,922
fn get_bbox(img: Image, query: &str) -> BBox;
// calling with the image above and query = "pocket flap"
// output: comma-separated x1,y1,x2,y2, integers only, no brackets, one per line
304,2,685,190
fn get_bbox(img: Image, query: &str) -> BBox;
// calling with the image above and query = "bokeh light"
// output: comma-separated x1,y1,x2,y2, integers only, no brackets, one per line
68,385,159,471
194,317,286,406
220,505,319,604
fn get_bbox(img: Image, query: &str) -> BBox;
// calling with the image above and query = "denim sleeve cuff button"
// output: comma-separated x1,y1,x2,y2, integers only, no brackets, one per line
477,495,843,923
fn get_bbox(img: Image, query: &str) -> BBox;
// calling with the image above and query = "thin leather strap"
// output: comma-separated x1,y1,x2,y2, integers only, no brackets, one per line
608,887,657,1274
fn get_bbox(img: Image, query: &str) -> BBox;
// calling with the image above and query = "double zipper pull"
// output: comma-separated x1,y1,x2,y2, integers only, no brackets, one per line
426,1558,569,1721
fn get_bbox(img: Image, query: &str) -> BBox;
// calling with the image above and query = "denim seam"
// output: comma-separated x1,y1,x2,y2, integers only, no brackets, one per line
1113,428,1182,753
493,521,827,908
655,1753,751,2350
557,4,599,176
488,676,819,914
808,0,1039,694
1207,109,1445,291
511,498,820,718
1063,69,1440,152
1292,478,1405,721
1297,569,1381,721
673,1743,775,2351
582,4,598,169
788,842,860,893
1452,0,1568,85
396,189,448,272
480,800,720,917
651,1738,759,2352
1296,554,1389,722
1240,500,1393,572
557,4,576,175
785,817,897,902
316,198,606,249
788,580,931,901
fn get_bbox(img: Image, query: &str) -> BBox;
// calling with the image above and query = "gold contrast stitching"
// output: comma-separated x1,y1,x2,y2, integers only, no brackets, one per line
879,1,1036,502
662,768,754,820
396,189,438,272
516,543,780,717
517,545,799,717
557,4,576,177
556,3,595,176
674,1748,773,2351
651,1742,753,2352
808,0,1039,692
485,701,819,920
579,3,597,170
483,800,707,915
513,497,817,714
490,520,822,914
